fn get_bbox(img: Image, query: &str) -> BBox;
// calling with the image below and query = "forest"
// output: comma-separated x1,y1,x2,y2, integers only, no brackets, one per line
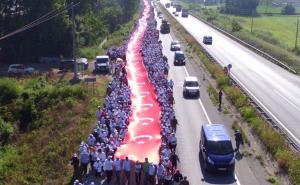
0,0,139,63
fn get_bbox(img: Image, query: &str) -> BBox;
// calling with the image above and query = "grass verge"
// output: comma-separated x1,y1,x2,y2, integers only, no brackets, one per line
0,75,109,184
160,4,300,184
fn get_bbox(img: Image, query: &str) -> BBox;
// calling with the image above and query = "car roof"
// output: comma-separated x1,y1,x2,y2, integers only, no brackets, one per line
96,55,109,59
202,124,231,141
184,76,198,82
171,40,179,43
9,64,24,67
175,51,184,54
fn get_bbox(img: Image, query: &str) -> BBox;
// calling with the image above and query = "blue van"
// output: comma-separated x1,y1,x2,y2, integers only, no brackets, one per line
199,124,235,173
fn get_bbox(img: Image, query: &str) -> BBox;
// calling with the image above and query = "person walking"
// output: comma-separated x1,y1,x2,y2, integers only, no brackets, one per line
71,153,80,180
123,156,131,185
143,158,150,185
173,170,183,185
104,156,113,185
148,162,156,185
80,150,90,176
170,151,180,170
113,157,122,185
163,167,173,185
171,117,178,133
156,162,164,185
234,130,244,152
93,158,103,178
218,89,223,111
168,133,177,152
135,161,142,185
179,176,190,185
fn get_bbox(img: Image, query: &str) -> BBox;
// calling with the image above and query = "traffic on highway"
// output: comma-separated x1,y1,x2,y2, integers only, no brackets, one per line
160,0,300,151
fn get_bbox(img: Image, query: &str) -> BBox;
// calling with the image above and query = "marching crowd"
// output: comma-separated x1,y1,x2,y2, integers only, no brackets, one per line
70,4,190,185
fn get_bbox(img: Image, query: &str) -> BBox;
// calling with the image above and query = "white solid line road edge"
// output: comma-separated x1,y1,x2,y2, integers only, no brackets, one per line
164,30,242,185
231,73,300,145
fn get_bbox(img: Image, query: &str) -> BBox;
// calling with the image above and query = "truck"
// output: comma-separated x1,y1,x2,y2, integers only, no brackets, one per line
95,55,111,73
182,9,189,17
160,20,170,34
175,4,182,12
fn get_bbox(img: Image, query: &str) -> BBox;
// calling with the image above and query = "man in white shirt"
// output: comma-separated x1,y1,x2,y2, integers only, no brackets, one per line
103,156,113,184
114,157,122,185
87,134,96,146
80,150,89,176
148,162,156,185
122,157,131,185
93,158,103,177
156,162,164,185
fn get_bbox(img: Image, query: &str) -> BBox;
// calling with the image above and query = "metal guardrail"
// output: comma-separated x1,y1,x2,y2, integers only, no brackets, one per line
161,5,300,151
190,13,297,74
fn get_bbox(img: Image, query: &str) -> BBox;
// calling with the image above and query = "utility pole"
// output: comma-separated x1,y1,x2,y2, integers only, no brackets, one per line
250,10,254,33
295,19,299,49
72,3,78,80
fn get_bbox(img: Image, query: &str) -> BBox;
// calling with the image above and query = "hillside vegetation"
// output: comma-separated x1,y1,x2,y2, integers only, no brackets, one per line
0,0,138,63
0,75,109,184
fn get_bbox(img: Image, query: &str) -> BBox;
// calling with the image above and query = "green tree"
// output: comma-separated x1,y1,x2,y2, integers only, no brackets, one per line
0,117,14,144
225,0,259,15
0,79,19,105
282,4,296,15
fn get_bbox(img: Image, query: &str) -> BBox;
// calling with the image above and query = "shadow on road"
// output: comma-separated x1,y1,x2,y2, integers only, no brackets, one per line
198,153,237,184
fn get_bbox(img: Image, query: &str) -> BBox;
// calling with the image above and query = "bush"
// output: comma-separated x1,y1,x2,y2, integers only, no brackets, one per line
282,4,295,15
239,106,257,121
0,79,19,105
232,20,242,32
275,148,292,170
0,118,14,144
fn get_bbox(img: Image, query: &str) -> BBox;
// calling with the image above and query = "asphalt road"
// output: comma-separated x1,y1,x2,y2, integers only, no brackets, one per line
155,10,270,185
160,0,300,148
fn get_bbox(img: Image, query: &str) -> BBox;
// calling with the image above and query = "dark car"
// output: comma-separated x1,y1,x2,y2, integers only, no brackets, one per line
203,36,213,45
199,124,235,174
174,51,185,66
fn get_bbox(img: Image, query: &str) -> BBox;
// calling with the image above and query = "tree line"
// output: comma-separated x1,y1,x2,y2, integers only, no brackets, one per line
0,0,139,63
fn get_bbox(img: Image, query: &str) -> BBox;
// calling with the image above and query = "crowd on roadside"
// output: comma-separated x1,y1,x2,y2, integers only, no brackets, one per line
70,3,190,185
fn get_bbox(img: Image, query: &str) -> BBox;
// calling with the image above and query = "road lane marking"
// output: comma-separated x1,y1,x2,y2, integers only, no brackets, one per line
231,73,300,145
274,89,300,111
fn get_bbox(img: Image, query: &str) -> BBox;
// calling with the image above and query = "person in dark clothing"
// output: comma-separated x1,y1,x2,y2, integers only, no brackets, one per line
170,151,180,170
179,176,190,185
173,169,183,185
71,153,80,180
218,89,223,111
171,117,178,133
234,130,244,152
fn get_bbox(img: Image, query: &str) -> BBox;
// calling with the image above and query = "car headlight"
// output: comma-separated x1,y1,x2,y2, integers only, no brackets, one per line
207,157,214,164
229,157,235,164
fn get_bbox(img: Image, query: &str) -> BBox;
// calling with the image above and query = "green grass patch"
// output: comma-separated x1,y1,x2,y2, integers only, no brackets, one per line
0,75,109,184
207,85,219,105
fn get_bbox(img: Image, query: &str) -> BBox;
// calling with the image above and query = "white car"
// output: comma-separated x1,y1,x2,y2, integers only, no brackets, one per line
183,76,200,98
8,64,35,75
170,40,181,51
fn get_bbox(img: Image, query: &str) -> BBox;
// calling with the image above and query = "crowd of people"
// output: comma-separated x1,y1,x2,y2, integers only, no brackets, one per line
70,3,190,185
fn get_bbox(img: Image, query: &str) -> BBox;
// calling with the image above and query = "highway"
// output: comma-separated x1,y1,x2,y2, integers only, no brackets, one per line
155,11,270,185
160,0,300,148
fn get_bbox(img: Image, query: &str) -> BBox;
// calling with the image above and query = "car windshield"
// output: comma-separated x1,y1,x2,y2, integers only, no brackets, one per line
175,53,185,60
96,58,108,63
185,81,198,87
207,141,233,155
